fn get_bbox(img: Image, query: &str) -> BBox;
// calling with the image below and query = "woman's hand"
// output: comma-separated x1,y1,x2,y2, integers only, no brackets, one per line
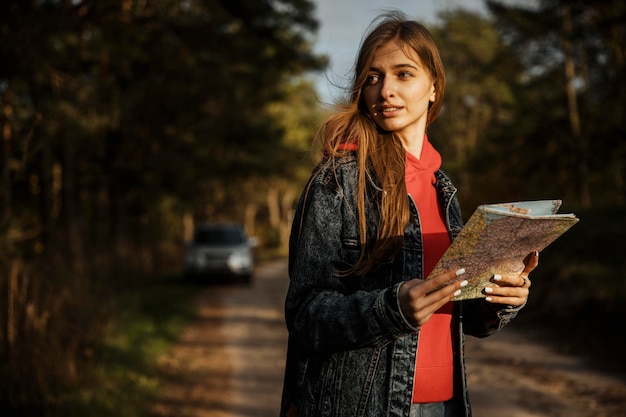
484,251,539,307
398,268,467,327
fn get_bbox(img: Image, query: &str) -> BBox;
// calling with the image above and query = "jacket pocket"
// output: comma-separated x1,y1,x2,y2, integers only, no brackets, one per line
340,238,361,267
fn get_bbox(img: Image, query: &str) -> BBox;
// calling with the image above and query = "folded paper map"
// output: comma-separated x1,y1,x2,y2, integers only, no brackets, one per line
429,200,579,301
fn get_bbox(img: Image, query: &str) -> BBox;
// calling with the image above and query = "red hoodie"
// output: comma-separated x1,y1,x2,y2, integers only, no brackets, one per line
405,135,454,403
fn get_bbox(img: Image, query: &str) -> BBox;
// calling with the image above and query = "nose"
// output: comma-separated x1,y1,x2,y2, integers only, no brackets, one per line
380,76,395,99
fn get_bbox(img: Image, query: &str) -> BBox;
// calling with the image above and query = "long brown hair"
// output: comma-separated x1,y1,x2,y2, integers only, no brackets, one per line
318,11,446,275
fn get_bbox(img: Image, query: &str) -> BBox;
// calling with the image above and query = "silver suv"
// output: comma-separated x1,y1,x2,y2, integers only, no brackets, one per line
184,223,255,283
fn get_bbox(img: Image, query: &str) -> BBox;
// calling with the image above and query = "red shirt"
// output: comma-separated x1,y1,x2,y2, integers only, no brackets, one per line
405,135,454,403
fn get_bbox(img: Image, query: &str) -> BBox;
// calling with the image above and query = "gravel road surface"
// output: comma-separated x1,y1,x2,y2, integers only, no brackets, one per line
151,259,626,417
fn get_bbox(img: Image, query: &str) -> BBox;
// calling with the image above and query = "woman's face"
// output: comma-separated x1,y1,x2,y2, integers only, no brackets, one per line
362,41,436,144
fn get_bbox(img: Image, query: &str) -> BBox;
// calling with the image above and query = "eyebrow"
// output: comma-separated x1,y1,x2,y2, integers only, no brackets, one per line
369,63,420,72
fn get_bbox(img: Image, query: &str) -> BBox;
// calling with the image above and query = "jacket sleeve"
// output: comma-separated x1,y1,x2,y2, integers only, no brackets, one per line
461,298,524,337
285,176,416,354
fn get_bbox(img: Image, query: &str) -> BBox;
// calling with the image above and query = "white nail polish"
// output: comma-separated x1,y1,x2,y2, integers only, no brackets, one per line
493,274,502,281
484,287,493,293
485,297,493,302
454,289,462,297
460,280,468,287
456,268,466,276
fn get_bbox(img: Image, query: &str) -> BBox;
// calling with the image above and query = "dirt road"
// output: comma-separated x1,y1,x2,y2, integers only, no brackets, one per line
151,259,626,417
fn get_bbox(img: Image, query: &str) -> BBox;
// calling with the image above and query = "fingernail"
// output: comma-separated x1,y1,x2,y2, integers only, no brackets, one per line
485,297,493,302
484,287,493,294
493,274,502,281
460,280,468,287
535,251,539,258
454,289,462,297
456,268,466,276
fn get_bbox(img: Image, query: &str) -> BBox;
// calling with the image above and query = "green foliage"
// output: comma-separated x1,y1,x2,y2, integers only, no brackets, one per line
484,0,626,207
430,10,521,209
0,0,325,414
430,2,626,210
62,275,198,417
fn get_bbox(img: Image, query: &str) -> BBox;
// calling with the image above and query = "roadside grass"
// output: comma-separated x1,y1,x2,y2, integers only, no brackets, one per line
517,205,626,373
65,274,199,417
62,248,284,417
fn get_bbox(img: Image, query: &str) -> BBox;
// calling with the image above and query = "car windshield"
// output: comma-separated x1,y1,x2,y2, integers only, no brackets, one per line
194,228,245,245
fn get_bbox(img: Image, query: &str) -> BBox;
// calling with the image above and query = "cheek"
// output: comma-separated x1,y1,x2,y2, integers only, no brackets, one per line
411,84,435,107
362,89,377,113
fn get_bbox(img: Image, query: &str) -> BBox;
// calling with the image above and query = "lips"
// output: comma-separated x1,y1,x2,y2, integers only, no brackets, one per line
378,105,403,115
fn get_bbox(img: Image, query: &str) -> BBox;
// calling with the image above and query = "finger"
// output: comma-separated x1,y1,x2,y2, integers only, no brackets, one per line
522,251,539,274
486,285,529,298
503,272,530,288
491,274,517,287
485,294,526,307
400,270,467,326
404,273,462,307
516,251,538,287
493,272,531,288
411,285,462,325
484,285,528,307
422,268,466,295
421,271,468,310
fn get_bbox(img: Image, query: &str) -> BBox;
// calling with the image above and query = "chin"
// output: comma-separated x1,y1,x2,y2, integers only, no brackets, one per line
377,121,402,132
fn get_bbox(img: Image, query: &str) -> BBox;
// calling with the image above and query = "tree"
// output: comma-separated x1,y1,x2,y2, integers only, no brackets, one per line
487,0,626,207
428,10,522,208
0,0,326,412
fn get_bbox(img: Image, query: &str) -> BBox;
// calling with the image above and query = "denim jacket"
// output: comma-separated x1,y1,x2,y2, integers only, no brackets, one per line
280,154,522,417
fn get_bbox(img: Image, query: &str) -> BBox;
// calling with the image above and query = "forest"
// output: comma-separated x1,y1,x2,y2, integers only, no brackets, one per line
1,0,625,415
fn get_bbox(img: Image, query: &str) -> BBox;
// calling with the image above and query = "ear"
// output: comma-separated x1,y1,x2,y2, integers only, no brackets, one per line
429,82,436,103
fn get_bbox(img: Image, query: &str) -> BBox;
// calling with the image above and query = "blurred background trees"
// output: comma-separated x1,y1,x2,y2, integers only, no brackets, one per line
1,0,325,412
1,0,624,414
429,0,625,210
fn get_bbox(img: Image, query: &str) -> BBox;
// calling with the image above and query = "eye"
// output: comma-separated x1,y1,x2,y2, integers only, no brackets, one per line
398,71,412,79
366,73,380,85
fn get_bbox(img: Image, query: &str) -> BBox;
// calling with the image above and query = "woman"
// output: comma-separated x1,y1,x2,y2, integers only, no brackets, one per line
280,11,536,417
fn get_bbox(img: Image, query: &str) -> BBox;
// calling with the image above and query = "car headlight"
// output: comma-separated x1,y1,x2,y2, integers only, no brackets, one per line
227,249,253,273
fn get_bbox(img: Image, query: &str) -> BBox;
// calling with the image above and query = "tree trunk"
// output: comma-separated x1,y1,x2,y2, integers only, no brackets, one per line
245,203,258,237
63,136,85,276
267,187,280,228
561,4,591,208
2,94,13,220
279,188,295,249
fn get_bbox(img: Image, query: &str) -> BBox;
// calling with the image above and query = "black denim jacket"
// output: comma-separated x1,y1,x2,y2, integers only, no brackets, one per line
280,154,522,417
